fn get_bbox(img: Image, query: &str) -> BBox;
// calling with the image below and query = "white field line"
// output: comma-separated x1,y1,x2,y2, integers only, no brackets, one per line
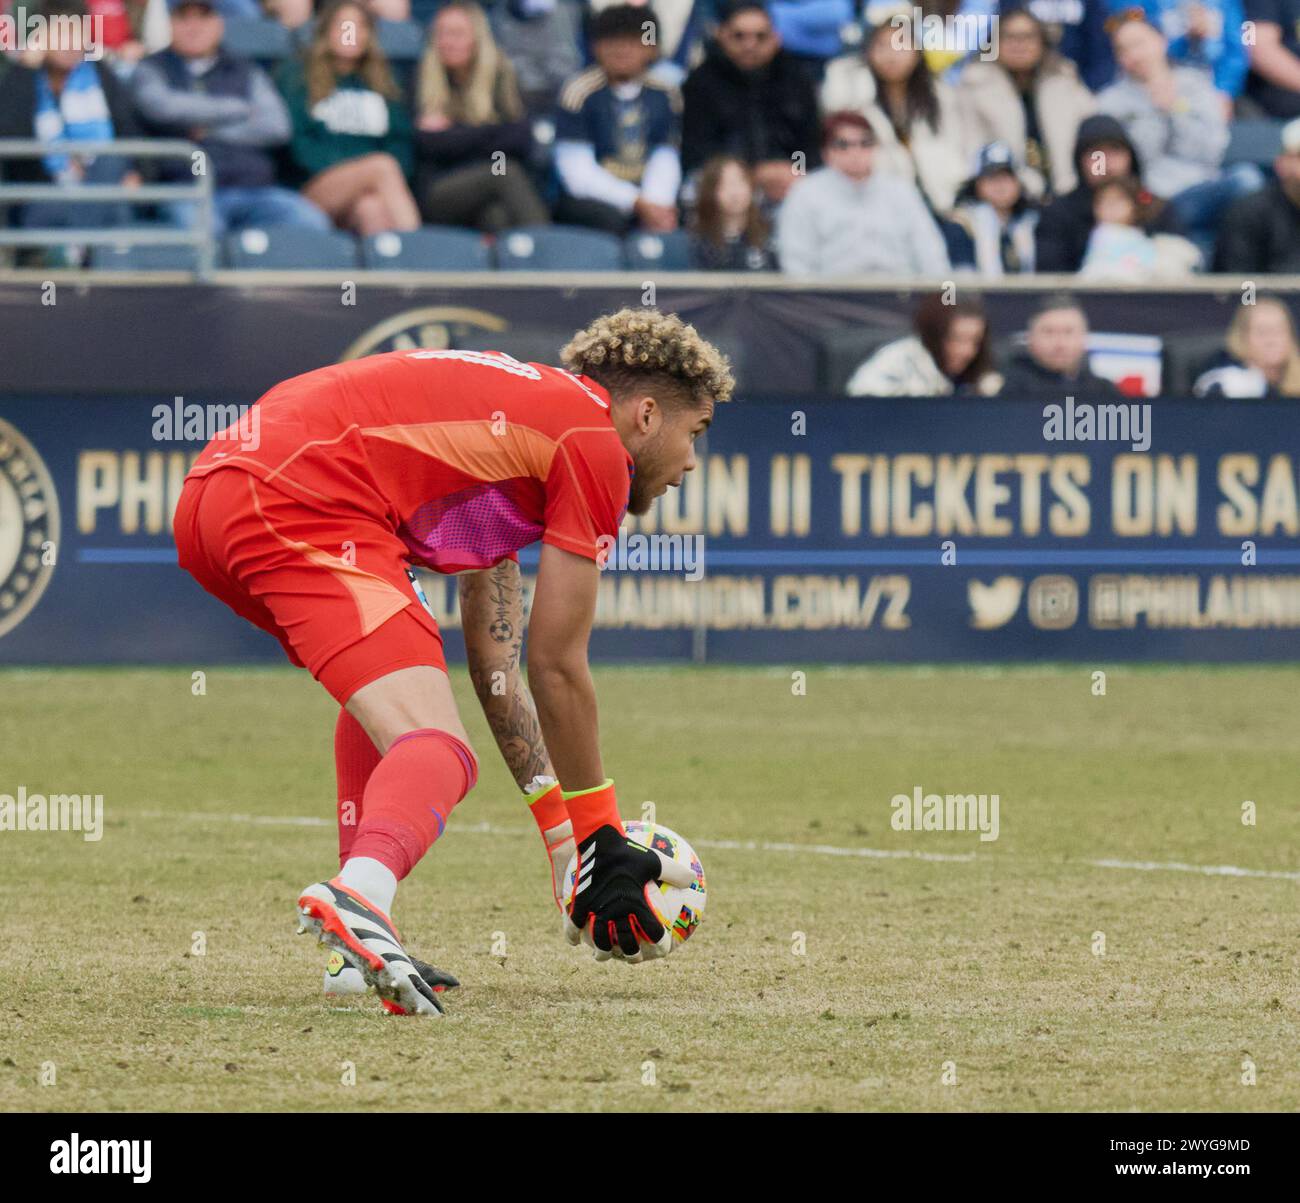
1082,857,1300,882
698,836,973,864
133,810,1300,880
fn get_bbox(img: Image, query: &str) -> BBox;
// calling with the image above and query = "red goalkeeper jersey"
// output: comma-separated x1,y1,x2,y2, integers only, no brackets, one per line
186,349,634,573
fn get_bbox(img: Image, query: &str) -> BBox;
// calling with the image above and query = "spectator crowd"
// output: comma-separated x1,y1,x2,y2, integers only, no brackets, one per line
1,0,1300,278
843,288,1300,397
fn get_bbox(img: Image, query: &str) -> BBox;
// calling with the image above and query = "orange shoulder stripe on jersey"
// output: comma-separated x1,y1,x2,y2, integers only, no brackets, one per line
361,419,559,483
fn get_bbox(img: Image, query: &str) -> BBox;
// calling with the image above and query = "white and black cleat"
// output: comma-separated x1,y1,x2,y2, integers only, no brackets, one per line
297,878,446,1016
323,948,459,998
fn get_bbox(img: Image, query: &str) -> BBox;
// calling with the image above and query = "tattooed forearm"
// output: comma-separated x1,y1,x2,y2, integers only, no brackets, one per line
460,560,554,789
482,679,552,788
460,558,523,671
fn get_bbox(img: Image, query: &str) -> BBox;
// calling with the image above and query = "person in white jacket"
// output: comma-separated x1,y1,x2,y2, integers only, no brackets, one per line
846,291,1002,396
820,15,971,213
956,6,1096,201
776,110,950,277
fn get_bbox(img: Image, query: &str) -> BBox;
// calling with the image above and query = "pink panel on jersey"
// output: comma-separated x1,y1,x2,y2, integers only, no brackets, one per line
398,479,544,572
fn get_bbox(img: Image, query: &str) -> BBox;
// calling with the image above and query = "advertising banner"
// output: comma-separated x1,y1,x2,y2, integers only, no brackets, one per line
3,395,1296,664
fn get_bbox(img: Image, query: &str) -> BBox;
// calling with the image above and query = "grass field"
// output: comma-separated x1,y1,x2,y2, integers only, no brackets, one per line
1,664,1297,1112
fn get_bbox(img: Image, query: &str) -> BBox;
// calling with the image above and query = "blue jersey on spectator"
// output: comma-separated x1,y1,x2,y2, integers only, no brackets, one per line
555,70,680,186
769,0,854,61
34,60,114,182
1116,0,1248,95
1024,0,1117,91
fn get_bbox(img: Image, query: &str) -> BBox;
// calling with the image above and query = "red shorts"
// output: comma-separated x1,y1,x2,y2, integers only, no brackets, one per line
173,468,446,704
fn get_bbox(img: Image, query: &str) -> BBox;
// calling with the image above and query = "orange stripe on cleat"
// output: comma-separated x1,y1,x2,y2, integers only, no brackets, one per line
326,877,404,942
298,895,386,974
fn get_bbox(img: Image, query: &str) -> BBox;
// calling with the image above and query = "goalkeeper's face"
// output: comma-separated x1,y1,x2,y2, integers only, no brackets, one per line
625,397,715,516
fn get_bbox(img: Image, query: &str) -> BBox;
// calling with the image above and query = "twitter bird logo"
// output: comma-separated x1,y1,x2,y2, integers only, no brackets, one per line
968,577,1024,629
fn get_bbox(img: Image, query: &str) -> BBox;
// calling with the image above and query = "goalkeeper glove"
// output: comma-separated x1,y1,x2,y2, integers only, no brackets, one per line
560,779,693,963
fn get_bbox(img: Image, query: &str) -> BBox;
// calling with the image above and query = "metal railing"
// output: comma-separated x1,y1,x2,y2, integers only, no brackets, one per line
0,139,215,277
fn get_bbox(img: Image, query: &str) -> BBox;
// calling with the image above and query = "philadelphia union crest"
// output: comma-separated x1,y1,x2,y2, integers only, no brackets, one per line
0,418,60,639
341,306,508,360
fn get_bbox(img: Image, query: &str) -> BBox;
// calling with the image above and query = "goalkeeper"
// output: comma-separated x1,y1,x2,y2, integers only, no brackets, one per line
174,308,734,1015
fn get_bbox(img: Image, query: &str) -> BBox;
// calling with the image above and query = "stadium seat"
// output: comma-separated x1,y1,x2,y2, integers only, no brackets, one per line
1161,333,1227,395
1224,119,1285,167
89,242,200,272
224,226,359,270
361,227,493,271
221,17,292,62
624,229,692,271
815,325,905,394
496,224,626,271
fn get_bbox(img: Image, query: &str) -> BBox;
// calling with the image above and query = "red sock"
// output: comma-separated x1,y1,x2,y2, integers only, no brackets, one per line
348,729,478,880
335,709,382,867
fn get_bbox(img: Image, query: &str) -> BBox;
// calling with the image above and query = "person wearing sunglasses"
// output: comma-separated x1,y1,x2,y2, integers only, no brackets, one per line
681,0,822,206
775,110,950,276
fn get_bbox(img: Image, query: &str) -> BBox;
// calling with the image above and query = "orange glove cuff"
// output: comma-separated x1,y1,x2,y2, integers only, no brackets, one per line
524,778,568,833
561,778,620,844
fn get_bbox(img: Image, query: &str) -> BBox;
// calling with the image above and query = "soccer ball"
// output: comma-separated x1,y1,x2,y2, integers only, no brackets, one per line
562,820,707,954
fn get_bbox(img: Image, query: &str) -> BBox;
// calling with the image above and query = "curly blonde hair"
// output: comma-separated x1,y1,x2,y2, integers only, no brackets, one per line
560,308,735,408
